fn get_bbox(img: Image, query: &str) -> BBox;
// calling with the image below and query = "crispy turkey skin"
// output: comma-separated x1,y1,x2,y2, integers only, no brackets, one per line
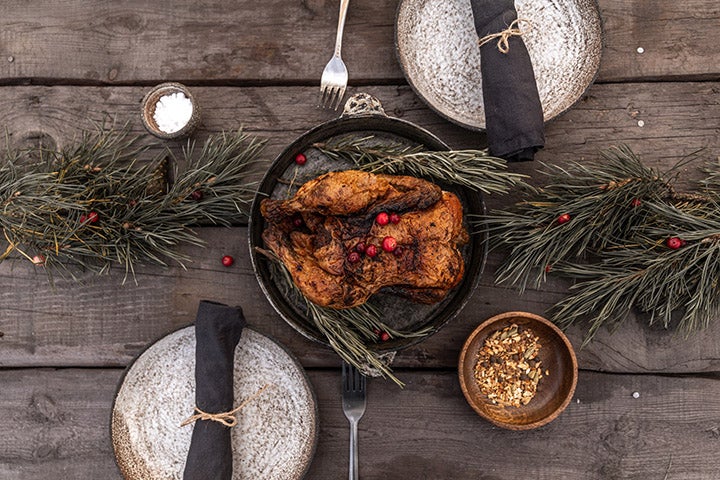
261,170,468,309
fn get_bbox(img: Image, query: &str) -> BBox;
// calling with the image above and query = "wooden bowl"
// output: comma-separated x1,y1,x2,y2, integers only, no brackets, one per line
458,311,578,430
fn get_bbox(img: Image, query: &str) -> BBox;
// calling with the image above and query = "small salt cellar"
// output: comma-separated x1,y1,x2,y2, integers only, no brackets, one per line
141,82,200,139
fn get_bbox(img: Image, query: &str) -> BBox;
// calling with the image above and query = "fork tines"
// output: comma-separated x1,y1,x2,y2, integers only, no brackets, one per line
320,85,346,111
342,362,366,392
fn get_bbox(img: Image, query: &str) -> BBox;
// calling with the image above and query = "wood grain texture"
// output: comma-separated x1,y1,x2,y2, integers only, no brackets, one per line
1,368,719,480
2,227,720,374
0,1,718,85
0,82,717,169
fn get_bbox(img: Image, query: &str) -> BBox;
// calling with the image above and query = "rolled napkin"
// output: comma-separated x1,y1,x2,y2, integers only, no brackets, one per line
183,300,246,480
471,0,544,161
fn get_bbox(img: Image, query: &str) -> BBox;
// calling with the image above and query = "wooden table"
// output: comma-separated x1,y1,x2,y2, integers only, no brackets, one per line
1,1,719,478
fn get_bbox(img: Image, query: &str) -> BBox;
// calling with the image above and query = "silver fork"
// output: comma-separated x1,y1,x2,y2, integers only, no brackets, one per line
320,0,350,110
342,362,366,480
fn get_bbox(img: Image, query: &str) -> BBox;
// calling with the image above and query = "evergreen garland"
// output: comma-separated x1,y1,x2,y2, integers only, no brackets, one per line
482,146,720,344
0,127,264,279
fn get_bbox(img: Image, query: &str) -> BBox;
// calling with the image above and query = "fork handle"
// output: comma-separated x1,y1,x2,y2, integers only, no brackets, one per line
334,0,350,58
349,419,359,480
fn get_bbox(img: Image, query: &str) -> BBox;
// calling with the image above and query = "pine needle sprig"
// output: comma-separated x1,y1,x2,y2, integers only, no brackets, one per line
551,231,720,345
167,129,266,224
482,146,677,291
700,157,720,194
484,145,720,344
313,135,527,195
0,127,264,278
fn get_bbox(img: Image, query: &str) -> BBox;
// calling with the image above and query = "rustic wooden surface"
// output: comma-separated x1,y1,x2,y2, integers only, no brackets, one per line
2,369,720,480
1,1,719,479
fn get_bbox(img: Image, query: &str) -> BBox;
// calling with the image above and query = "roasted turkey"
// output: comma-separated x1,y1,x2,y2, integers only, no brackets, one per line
260,170,468,309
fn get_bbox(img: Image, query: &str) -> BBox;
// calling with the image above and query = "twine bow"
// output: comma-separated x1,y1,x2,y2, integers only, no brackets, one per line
477,18,532,54
180,383,272,428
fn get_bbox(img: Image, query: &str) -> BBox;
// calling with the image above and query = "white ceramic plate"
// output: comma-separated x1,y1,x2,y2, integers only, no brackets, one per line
395,0,603,130
112,327,317,480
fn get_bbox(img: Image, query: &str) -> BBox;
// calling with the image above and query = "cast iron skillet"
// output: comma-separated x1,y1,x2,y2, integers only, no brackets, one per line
248,102,487,354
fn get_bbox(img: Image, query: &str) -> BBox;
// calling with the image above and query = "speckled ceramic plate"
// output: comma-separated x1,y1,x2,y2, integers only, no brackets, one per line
396,0,603,130
111,327,318,480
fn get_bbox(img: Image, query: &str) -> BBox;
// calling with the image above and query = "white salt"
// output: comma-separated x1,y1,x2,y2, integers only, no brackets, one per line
632,391,640,398
153,92,193,134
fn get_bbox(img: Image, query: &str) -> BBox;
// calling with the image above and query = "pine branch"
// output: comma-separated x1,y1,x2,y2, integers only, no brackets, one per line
0,127,264,279
482,146,677,291
483,145,720,343
313,135,527,195
551,230,720,345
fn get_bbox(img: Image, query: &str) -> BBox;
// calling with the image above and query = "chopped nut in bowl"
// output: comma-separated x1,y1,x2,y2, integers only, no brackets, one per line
458,312,578,430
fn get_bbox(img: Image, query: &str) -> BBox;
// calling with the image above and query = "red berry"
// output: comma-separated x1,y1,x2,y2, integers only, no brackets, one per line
389,213,401,224
292,216,304,228
347,252,361,264
393,246,403,257
32,254,46,266
373,328,381,335
294,153,307,165
380,332,390,342
557,213,571,224
631,199,642,208
382,236,397,253
665,237,684,250
545,264,552,273
365,244,378,258
221,255,234,267
87,211,99,224
190,190,203,201
376,212,389,226
355,242,366,253
79,214,87,223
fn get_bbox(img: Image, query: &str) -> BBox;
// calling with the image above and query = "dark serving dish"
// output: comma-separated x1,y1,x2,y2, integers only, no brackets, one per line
248,100,487,354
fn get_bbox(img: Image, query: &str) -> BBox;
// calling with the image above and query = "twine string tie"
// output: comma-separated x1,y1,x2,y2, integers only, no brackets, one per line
180,383,272,428
477,18,532,54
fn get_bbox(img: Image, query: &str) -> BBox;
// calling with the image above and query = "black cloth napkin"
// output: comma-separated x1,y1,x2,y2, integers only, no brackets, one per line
471,0,544,161
183,300,246,480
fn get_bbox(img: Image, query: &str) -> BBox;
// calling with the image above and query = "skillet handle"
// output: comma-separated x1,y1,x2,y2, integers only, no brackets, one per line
340,93,387,118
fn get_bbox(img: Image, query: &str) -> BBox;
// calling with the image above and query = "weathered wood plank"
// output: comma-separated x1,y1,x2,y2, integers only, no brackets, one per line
597,0,720,82
1,368,719,479
0,83,718,170
0,1,717,84
0,369,121,480
2,227,720,374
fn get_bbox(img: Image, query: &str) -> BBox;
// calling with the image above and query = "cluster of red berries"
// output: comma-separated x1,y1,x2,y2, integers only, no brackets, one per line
80,211,99,224
347,212,402,263
375,211,401,226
